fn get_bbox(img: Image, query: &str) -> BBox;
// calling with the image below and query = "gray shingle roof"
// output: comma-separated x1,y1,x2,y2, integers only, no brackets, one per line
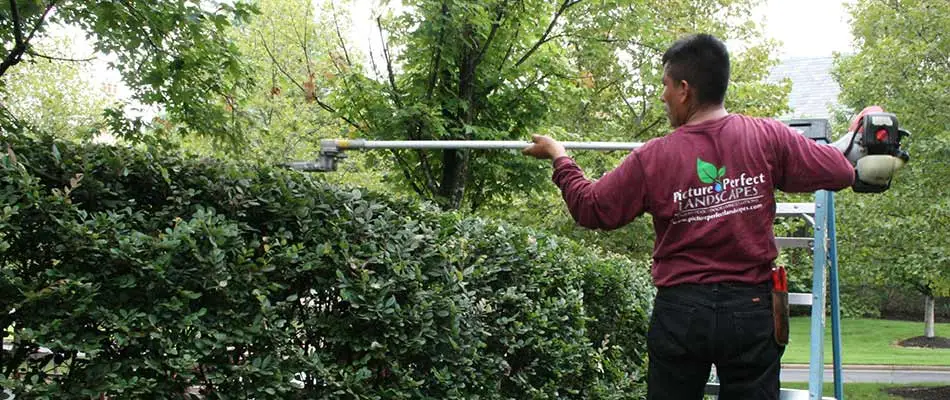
767,56,842,120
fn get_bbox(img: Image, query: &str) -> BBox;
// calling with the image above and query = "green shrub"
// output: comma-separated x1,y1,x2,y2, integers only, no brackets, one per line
0,136,654,399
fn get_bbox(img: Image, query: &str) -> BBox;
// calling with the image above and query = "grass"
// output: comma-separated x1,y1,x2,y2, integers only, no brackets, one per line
782,317,950,366
782,382,947,400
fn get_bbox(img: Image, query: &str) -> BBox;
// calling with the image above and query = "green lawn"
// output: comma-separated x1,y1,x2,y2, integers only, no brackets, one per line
782,317,950,365
782,382,947,400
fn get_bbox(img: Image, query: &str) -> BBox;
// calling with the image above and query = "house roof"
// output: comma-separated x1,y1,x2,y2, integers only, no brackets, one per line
768,55,842,120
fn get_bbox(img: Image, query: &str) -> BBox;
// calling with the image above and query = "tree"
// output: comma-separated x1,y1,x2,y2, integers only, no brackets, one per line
178,0,348,160
1,0,258,141
172,0,396,196
832,0,950,338
297,0,789,211
0,28,114,139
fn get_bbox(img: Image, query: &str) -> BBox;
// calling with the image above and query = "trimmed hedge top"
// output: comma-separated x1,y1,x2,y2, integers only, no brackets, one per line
0,136,654,399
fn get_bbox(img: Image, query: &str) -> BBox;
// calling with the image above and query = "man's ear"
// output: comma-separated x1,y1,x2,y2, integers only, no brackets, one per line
677,80,691,104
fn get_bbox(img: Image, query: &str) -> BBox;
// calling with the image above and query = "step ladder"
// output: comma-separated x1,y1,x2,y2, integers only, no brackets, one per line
705,119,845,400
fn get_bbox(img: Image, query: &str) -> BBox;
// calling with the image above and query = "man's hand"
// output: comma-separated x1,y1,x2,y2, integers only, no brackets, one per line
522,134,568,160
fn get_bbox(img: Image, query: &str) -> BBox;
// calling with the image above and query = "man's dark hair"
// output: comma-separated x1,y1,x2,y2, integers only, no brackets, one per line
661,33,730,105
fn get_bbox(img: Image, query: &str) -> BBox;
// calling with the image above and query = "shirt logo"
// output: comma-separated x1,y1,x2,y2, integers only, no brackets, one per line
697,158,726,192
670,158,768,224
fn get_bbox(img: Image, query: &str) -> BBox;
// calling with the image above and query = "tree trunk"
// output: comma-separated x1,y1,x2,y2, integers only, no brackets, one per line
925,295,935,338
438,149,467,209
436,23,478,210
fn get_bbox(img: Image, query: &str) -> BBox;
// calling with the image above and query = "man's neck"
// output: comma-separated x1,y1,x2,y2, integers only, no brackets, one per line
684,104,728,126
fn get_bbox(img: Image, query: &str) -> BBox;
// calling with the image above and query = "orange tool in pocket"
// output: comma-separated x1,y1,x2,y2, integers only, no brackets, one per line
772,266,789,346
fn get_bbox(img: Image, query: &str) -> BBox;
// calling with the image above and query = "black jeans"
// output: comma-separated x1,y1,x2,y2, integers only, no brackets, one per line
646,282,785,400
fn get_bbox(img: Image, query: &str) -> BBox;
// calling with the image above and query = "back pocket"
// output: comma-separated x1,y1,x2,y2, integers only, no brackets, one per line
648,298,699,358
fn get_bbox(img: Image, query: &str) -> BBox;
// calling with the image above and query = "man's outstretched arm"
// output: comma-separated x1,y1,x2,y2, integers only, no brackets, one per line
770,121,856,193
523,135,647,230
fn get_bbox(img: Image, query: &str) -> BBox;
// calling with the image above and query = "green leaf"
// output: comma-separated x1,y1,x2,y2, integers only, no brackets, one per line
697,158,718,184
51,143,61,163
718,166,726,178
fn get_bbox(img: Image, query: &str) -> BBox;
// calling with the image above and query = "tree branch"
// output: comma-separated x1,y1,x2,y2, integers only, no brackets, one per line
0,0,57,77
10,0,24,46
377,17,402,107
3,343,31,378
578,36,663,54
325,12,375,130
390,150,429,198
0,99,37,134
513,0,581,67
426,1,449,100
367,37,382,80
640,80,648,124
633,116,664,139
576,77,621,116
299,7,314,81
259,31,308,94
416,148,439,196
119,0,163,52
26,50,96,63
257,31,363,132
474,0,508,67
330,2,353,66
500,71,552,111
409,120,439,195
23,0,55,44
498,20,520,72
115,1,167,85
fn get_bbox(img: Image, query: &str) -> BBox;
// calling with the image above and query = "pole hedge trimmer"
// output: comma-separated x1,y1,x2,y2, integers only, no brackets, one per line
285,106,910,193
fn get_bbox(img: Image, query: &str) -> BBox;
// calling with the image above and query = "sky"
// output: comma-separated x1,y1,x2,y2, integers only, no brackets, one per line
749,0,856,59
54,0,859,112
346,0,857,60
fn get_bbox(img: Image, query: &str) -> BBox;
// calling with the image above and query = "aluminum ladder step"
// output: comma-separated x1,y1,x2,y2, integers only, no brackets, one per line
777,202,815,217
776,237,813,249
788,292,813,306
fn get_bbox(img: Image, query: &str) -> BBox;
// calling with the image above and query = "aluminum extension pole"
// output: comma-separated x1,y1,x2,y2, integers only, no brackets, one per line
283,139,646,171
329,139,643,151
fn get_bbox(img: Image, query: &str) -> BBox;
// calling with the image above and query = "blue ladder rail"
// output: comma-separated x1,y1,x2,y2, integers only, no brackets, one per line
808,190,844,400
790,120,845,400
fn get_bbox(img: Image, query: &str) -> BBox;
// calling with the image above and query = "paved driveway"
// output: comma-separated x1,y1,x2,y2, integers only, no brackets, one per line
781,364,950,384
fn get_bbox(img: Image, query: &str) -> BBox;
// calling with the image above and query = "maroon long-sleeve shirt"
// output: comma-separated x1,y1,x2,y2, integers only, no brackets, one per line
552,114,855,287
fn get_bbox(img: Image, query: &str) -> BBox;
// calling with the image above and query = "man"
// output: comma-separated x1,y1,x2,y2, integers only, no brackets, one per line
522,33,867,399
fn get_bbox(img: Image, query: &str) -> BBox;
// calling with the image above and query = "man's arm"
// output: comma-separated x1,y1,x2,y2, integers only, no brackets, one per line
772,121,855,193
521,134,647,230
551,154,648,230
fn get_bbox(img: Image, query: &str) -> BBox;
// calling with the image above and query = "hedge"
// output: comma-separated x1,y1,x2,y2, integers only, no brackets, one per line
0,135,655,399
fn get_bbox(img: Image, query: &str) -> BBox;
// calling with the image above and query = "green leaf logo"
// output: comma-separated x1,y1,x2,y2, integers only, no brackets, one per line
697,158,727,192
697,158,723,183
